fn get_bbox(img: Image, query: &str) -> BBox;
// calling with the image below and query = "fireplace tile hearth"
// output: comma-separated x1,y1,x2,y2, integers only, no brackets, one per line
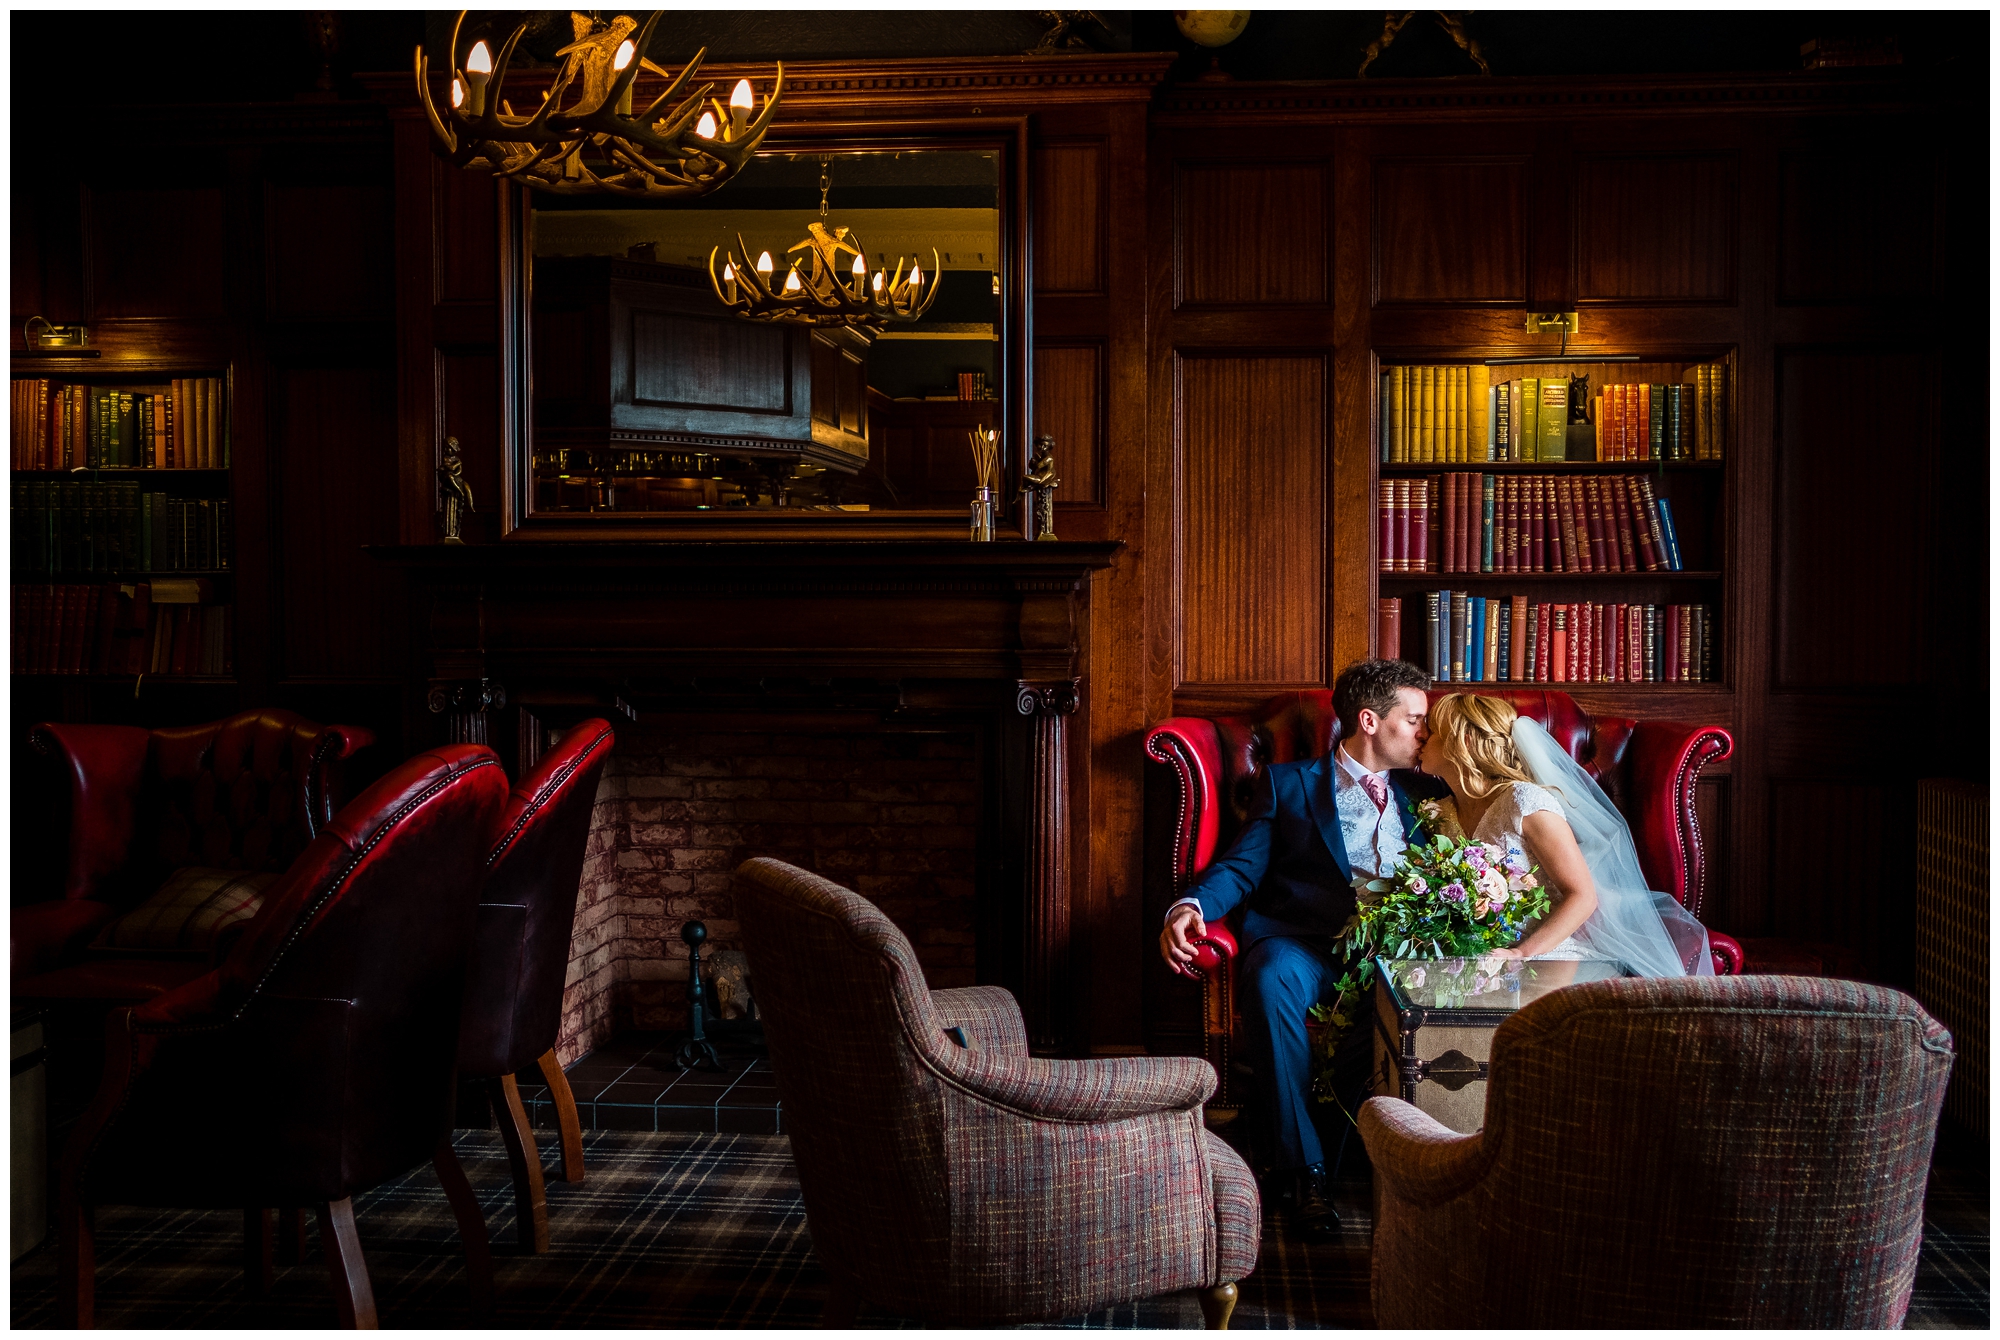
519,1031,781,1135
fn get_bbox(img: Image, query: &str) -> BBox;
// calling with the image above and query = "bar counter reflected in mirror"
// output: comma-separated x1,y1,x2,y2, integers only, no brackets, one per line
529,149,1004,516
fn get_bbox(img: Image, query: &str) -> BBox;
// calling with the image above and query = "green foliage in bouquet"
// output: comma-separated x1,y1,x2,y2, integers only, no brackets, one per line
1307,817,1552,1107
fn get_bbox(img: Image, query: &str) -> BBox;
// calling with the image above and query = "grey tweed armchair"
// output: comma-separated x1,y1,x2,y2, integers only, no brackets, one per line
733,857,1259,1328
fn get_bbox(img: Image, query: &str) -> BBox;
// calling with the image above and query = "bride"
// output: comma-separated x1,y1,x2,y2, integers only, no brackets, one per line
1417,692,1713,976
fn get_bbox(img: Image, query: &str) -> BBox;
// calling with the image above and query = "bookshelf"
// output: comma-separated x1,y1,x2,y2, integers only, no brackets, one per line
11,359,236,686
1373,353,1731,694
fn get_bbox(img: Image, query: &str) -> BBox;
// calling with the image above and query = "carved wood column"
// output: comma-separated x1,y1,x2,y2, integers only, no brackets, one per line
1016,677,1080,1053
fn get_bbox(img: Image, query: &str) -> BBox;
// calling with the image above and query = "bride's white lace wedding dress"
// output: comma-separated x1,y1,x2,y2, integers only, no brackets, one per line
1432,716,1715,977
1432,782,1592,960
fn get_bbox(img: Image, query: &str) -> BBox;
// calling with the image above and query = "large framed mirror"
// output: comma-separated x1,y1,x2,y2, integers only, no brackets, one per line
500,117,1031,535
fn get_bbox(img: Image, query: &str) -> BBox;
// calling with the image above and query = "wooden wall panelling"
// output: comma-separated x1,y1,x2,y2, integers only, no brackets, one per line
1778,133,1939,304
83,183,230,321
1766,780,1904,980
1032,342,1104,508
1574,152,1738,304
1772,348,1937,692
263,176,394,321
1078,99,1156,1053
273,365,405,677
1175,160,1330,308
1032,139,1106,295
1175,353,1328,690
1373,156,1529,306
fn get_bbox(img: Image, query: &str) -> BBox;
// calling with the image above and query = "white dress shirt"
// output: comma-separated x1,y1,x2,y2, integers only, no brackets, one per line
1168,742,1414,922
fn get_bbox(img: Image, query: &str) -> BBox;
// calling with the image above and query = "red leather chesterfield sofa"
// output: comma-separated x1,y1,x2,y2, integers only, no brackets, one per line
14,709,374,984
1143,688,1739,1109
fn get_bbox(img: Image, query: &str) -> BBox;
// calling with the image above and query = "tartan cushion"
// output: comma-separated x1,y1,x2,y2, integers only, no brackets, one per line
92,867,279,958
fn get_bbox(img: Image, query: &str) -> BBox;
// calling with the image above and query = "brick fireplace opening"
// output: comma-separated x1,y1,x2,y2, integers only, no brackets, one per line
556,714,983,1065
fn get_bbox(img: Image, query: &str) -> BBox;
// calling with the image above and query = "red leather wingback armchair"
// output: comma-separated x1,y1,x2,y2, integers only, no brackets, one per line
1143,689,1738,1109
459,718,616,1254
57,744,510,1328
14,710,374,981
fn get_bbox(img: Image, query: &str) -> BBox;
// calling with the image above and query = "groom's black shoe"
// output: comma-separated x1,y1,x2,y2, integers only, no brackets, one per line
1292,1163,1341,1240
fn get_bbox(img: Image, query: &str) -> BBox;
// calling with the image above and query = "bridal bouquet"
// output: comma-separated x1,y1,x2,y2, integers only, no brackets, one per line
1308,819,1551,1104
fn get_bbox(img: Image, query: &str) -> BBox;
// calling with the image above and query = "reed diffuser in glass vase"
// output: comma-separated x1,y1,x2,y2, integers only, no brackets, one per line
967,426,998,541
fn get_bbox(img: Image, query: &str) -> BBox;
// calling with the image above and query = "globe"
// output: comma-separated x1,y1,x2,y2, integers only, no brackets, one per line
1174,10,1251,48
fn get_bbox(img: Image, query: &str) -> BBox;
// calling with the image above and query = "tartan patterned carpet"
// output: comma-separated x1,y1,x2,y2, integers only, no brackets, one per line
10,1128,1985,1328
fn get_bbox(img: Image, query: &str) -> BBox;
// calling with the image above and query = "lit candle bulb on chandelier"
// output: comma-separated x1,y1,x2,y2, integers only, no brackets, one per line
613,40,636,115
783,266,803,294
696,110,717,139
451,78,465,109
851,254,867,290
908,263,924,289
729,79,754,139
464,39,492,117
722,259,737,298
755,251,774,284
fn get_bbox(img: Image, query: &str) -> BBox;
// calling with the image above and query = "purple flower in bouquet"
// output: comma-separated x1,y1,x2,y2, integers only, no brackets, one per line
1463,843,1489,870
1442,881,1467,904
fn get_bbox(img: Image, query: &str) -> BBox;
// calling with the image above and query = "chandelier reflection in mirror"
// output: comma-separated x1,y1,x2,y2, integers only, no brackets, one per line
415,10,782,200
708,158,942,332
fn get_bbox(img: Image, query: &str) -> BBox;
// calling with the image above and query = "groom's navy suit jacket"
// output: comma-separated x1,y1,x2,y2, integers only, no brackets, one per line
1186,753,1451,951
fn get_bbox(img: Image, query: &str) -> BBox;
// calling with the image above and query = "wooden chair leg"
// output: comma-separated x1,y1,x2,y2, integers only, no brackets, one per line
244,1207,274,1294
535,1049,586,1183
433,1138,496,1312
279,1206,307,1265
821,1274,860,1328
316,1198,378,1329
1199,1282,1238,1330
489,1074,550,1253
58,1195,94,1329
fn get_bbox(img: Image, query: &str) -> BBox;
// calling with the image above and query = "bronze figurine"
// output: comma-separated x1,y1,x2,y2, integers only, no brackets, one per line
1024,434,1060,541
438,436,474,544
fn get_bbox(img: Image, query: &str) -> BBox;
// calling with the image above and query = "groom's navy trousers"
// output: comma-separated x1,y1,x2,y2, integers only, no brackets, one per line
1184,753,1447,1172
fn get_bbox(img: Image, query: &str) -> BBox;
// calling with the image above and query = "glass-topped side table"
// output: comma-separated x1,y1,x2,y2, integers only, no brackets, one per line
1372,956,1636,1134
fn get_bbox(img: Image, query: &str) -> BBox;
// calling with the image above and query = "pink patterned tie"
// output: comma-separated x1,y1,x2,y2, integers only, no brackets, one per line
1361,772,1389,813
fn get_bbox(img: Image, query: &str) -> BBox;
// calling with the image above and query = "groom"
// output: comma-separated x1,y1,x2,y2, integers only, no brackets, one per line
1159,659,1447,1237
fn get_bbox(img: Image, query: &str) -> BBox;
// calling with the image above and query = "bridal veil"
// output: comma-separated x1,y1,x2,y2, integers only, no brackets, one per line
1510,716,1715,977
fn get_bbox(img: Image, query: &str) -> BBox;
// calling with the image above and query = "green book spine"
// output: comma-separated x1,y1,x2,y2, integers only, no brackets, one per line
1666,386,1683,460
1481,474,1496,571
1538,379,1569,462
88,389,102,470
1649,384,1665,459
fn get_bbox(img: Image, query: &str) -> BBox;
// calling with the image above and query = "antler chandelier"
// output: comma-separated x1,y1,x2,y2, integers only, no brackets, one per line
415,10,783,200
707,159,942,331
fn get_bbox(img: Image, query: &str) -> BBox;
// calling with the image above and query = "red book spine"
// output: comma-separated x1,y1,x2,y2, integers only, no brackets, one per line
1378,596,1402,658
1510,594,1528,681
1413,478,1431,573
1625,477,1660,570
1608,384,1624,461
1583,478,1610,571
1602,603,1617,681
1551,606,1569,683
1503,476,1520,573
1529,476,1546,571
1536,603,1553,682
1448,472,1464,572
1378,480,1394,573
1556,479,1583,572
1400,478,1416,572
1611,478,1638,571
1664,604,1682,683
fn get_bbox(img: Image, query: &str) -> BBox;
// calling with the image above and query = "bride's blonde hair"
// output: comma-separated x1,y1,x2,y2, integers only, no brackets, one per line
1428,693,1535,800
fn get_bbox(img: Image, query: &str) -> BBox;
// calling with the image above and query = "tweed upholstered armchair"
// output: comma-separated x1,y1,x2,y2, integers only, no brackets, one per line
1362,975,1954,1328
732,858,1259,1329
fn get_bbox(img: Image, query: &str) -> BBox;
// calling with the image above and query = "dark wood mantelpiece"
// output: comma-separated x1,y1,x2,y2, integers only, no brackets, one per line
373,538,1120,1053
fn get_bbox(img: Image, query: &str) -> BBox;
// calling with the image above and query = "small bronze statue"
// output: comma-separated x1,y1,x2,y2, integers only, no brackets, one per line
1569,373,1592,423
1023,434,1060,541
437,436,474,545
